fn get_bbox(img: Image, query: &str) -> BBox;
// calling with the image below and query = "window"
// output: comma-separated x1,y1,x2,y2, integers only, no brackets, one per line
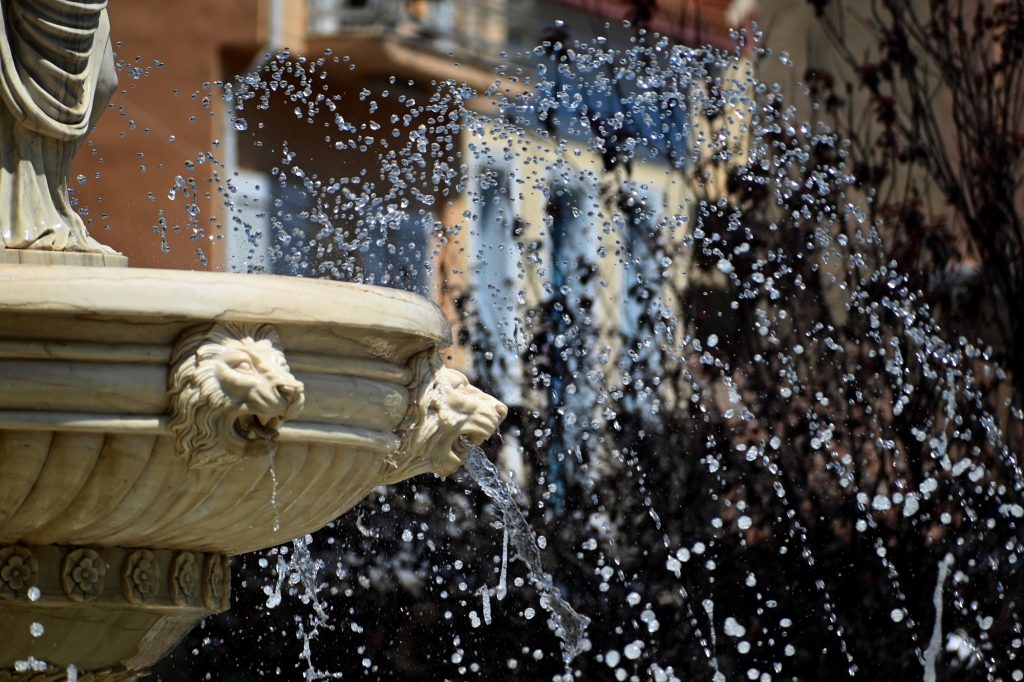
617,179,665,421
308,0,392,34
619,180,663,340
224,170,272,274
473,167,522,404
543,177,598,499
269,179,317,276
373,210,430,295
547,180,595,308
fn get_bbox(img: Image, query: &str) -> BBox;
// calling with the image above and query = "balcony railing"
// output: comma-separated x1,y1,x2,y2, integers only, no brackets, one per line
307,0,529,61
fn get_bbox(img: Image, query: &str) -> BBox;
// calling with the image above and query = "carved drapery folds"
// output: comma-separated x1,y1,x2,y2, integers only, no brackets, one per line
389,353,507,483
167,322,305,469
0,0,119,252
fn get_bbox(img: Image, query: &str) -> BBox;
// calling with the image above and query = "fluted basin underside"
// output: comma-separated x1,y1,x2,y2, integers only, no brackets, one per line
0,433,395,554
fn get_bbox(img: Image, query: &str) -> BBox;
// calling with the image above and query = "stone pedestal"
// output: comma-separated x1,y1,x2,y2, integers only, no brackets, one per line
0,545,227,678
0,252,128,268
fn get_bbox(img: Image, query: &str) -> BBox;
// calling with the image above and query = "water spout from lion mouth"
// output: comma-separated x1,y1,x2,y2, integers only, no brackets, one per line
383,354,509,484
233,412,290,443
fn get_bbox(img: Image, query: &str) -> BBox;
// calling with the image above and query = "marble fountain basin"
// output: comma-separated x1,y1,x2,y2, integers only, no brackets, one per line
0,264,506,675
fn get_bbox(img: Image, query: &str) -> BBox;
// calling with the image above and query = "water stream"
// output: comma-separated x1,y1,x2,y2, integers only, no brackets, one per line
461,439,591,665
923,554,955,682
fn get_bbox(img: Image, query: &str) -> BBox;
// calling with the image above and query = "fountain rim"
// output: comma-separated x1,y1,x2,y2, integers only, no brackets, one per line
0,264,452,346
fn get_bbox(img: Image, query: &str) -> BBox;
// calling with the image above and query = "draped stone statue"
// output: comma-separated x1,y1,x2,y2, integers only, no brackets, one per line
0,0,117,252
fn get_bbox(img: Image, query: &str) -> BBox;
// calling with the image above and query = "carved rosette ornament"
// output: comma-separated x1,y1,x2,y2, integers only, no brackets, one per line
390,353,508,483
168,322,305,469
61,548,106,602
0,544,227,608
170,552,199,606
203,555,228,610
0,546,36,599
122,550,160,605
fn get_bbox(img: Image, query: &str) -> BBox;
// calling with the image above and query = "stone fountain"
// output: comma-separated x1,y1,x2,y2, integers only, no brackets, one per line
0,3,506,679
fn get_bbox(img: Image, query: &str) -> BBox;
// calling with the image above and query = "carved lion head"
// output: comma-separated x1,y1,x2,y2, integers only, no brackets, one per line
168,322,305,468
391,354,508,482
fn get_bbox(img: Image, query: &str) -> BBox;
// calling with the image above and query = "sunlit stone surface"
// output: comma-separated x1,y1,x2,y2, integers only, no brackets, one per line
0,265,505,678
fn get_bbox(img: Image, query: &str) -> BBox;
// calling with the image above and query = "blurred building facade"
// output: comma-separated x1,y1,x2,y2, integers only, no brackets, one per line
73,0,740,375
73,0,739,267
71,0,873,515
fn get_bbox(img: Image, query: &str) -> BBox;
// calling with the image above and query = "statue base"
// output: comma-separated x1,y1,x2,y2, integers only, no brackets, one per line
0,251,128,267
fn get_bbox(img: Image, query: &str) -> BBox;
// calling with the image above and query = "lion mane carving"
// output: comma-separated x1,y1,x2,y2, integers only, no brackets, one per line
167,322,305,468
387,353,507,483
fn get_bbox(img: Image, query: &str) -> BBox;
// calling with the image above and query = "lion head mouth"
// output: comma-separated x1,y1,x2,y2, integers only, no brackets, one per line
224,384,304,457
234,413,283,442
394,358,508,482
168,323,306,468
231,381,304,446
443,397,508,467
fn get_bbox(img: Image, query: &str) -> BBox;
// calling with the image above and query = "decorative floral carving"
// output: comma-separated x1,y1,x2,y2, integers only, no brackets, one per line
168,322,305,469
0,546,37,599
392,353,507,482
0,544,230,614
62,548,106,601
170,552,199,606
122,550,160,604
203,555,228,610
